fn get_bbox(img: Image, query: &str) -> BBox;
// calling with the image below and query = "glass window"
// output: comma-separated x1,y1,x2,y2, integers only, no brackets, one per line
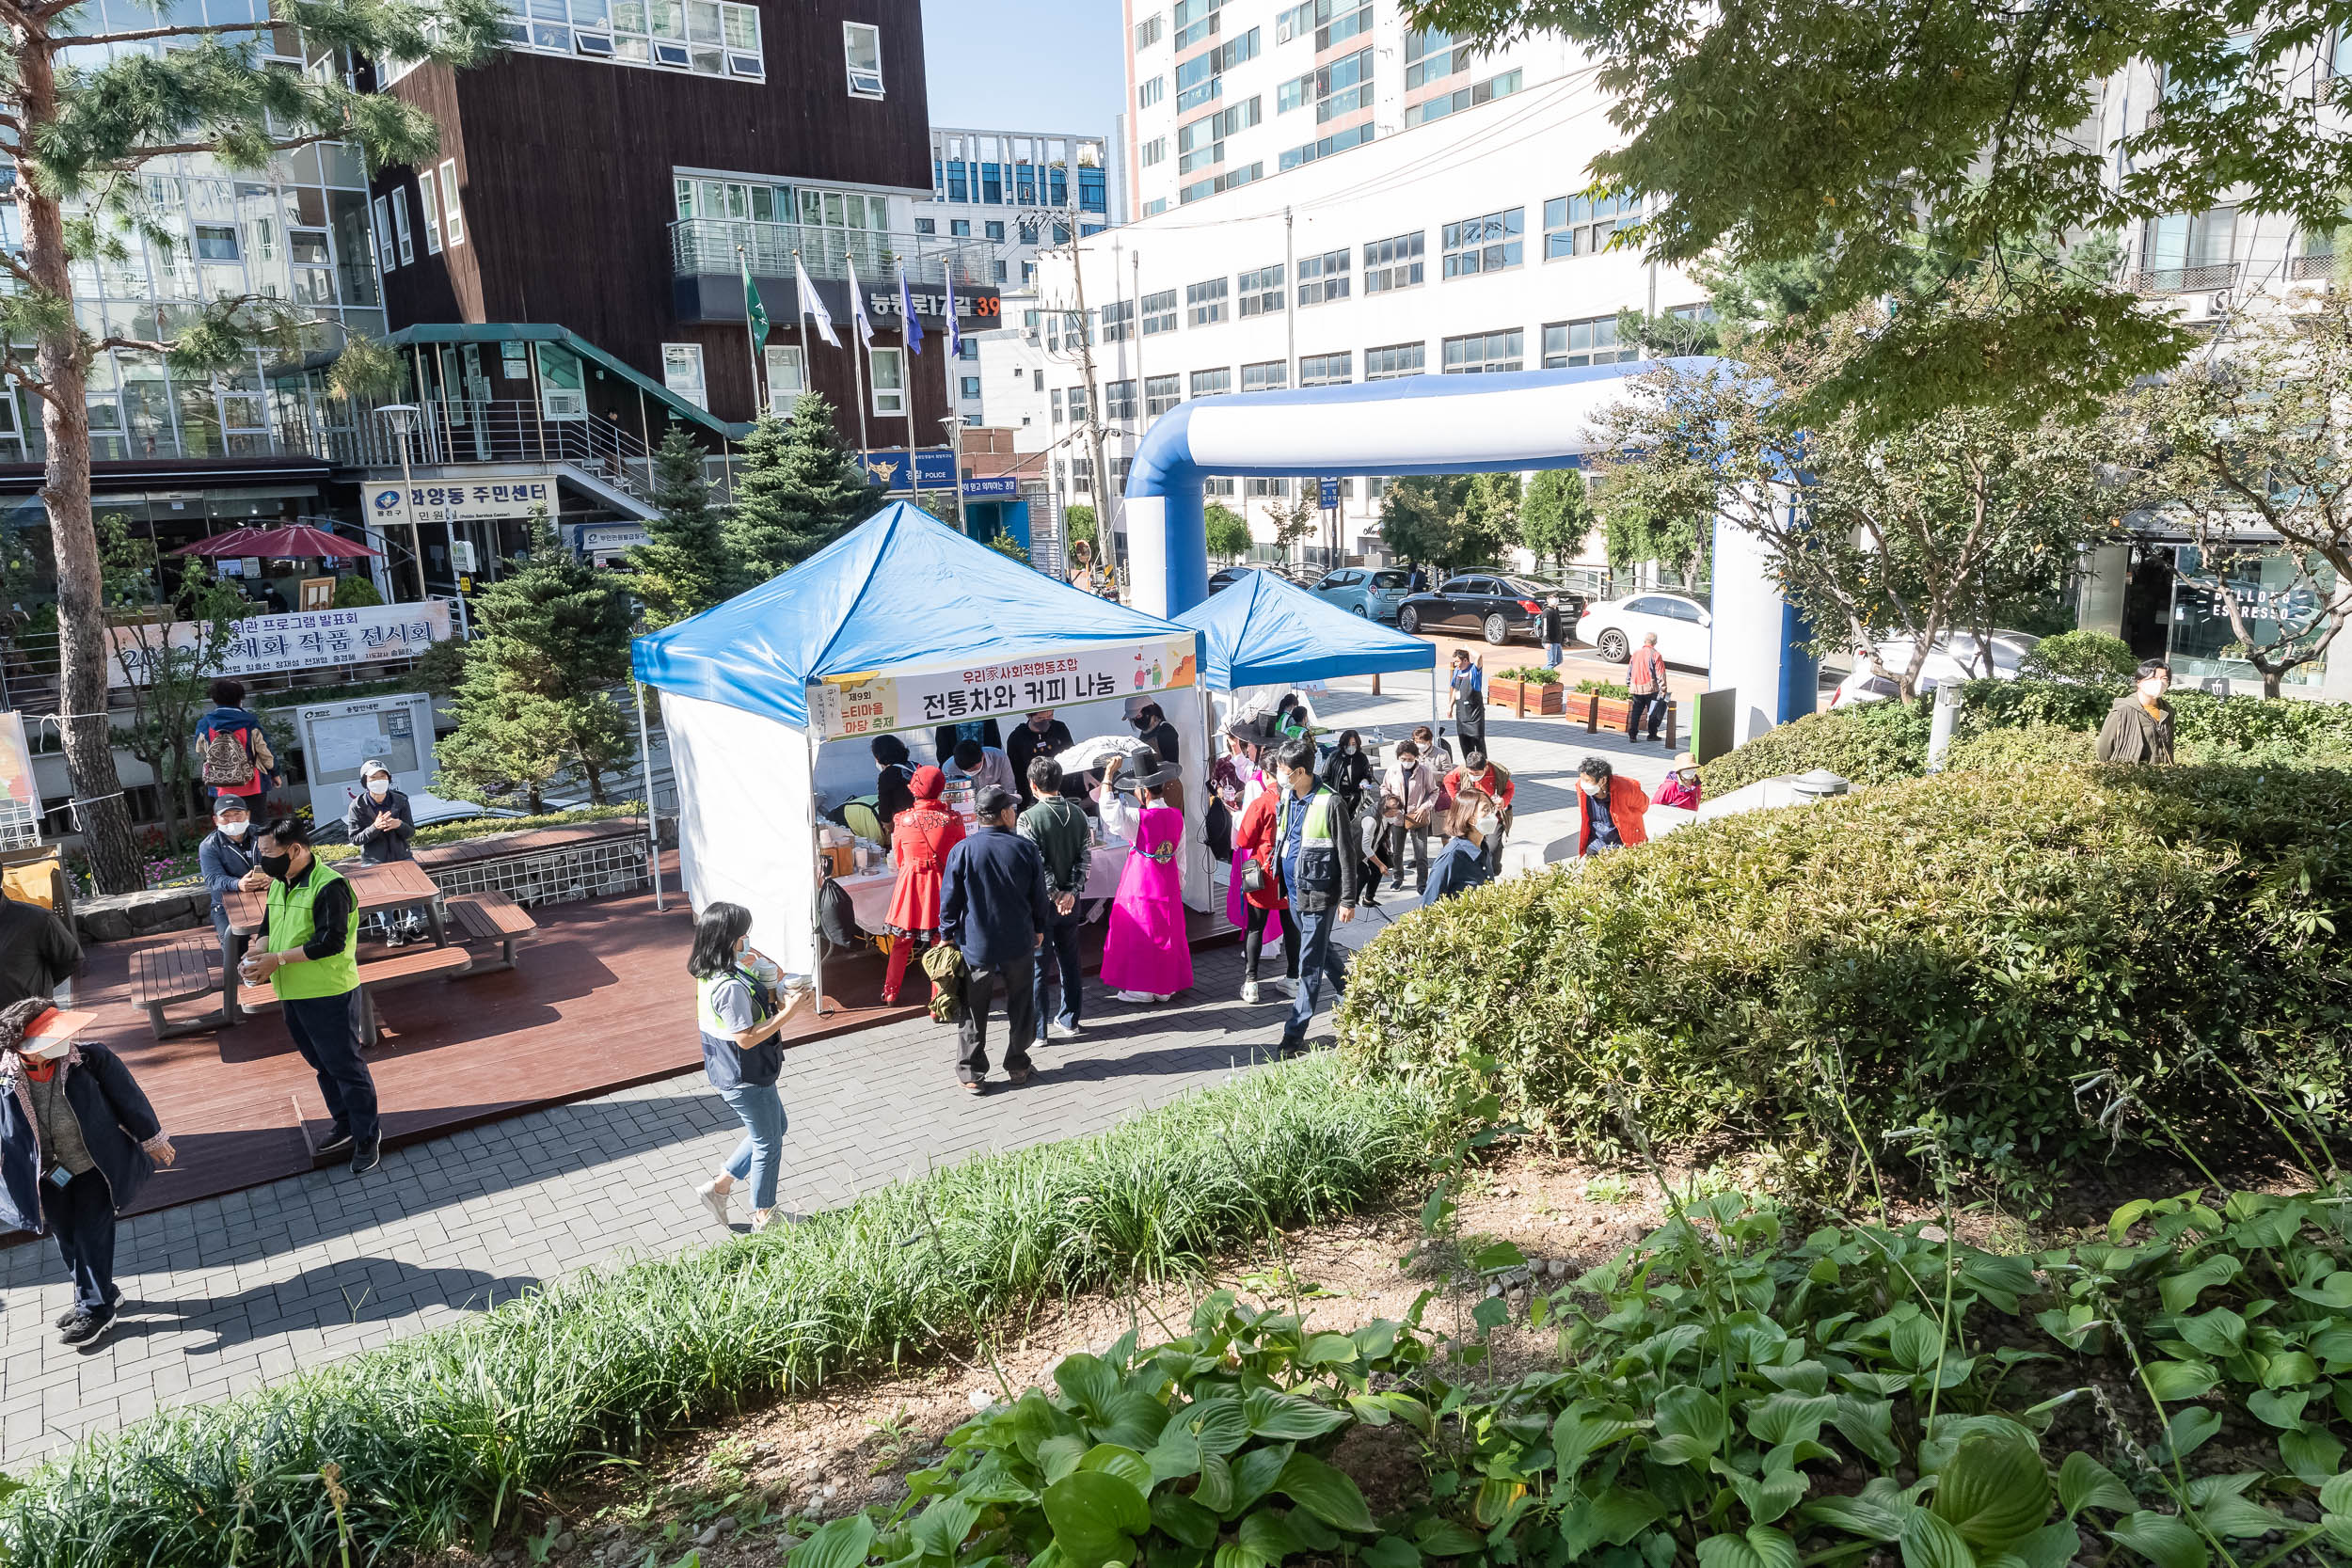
914,216,935,235
1242,360,1287,391
950,218,971,236
437,161,464,246
1441,207,1522,277
1185,276,1228,326
985,219,1005,241
1237,263,1283,317
1190,366,1232,398
1441,329,1523,373
1139,75,1165,109
662,342,707,410
373,195,396,271
1296,248,1350,305
1543,190,1638,260
1406,68,1522,126
1299,351,1351,386
1145,373,1182,415
390,187,413,265
1136,11,1164,48
1541,315,1638,368
844,21,883,97
1363,230,1424,293
193,224,240,261
2169,544,2335,689
1405,27,1463,88
765,344,803,413
1106,378,1138,418
1365,341,1424,380
2140,208,2238,285
1141,137,1167,167
416,171,443,254
871,345,905,414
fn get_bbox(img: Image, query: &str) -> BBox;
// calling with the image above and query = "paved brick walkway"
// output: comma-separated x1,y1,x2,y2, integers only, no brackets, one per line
0,672,1681,1463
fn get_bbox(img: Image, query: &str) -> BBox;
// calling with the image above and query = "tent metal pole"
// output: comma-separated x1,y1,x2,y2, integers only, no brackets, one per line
635,676,662,911
807,725,828,1017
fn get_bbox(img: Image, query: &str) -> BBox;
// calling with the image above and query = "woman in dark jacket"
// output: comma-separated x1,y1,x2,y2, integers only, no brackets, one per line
871,734,917,837
344,758,417,864
1322,729,1375,908
2095,660,2176,764
0,997,175,1348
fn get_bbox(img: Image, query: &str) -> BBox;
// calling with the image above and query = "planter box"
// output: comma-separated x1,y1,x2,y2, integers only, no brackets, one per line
1578,694,1680,747
1490,677,1566,716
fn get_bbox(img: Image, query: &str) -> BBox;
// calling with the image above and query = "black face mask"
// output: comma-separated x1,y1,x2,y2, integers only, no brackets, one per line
257,850,294,881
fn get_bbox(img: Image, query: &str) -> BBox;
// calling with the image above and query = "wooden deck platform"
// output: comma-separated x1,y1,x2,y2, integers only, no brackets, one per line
53,876,1239,1222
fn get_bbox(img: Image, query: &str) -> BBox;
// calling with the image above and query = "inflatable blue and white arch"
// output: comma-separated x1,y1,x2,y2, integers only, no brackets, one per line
1120,360,1817,741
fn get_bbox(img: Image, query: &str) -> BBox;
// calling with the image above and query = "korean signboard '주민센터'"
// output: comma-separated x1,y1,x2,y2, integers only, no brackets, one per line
106,603,453,688
807,635,1200,742
368,481,554,526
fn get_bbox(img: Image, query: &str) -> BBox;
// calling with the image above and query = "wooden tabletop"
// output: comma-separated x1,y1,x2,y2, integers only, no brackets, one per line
226,859,443,937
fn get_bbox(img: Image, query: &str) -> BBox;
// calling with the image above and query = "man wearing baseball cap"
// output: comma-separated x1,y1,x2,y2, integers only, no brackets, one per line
0,997,175,1348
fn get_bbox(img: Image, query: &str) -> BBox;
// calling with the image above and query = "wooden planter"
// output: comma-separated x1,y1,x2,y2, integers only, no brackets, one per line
1576,693,1681,747
1490,676,1566,716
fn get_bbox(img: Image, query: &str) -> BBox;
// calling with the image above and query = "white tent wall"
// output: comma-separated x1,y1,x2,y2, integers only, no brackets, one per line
665,690,818,969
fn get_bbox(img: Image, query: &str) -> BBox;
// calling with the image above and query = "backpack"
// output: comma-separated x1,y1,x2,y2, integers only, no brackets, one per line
818,877,862,956
199,721,257,787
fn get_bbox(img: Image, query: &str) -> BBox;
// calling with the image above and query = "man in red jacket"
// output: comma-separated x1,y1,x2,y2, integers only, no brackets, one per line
1443,748,1515,875
1575,757,1651,858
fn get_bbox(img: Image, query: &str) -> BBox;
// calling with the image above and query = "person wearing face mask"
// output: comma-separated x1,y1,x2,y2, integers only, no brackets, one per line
198,793,267,960
1006,709,1075,805
244,817,379,1173
0,996,175,1348
1443,747,1515,876
688,901,808,1230
1575,756,1651,858
1422,795,1497,907
345,759,424,944
1381,739,1438,895
1321,728,1375,901
2096,660,2176,764
1271,736,1358,1056
1131,702,1181,767
1657,752,1703,810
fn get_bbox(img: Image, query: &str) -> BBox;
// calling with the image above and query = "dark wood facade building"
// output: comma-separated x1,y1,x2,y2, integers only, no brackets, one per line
369,0,994,447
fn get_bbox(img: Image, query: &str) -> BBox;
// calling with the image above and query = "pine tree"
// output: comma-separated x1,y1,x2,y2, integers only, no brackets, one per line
722,393,884,588
437,519,638,813
627,425,729,626
0,1,501,892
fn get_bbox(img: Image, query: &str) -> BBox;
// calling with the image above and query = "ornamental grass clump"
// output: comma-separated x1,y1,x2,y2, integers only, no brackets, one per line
0,1055,1441,1568
1334,764,2352,1201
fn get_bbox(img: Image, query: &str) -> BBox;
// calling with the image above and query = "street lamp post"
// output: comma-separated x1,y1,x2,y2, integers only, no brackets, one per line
376,403,430,602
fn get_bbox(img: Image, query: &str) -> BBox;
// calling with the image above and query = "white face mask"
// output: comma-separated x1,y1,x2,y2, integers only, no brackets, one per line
218,818,249,838
367,779,389,798
1475,812,1501,838
1344,742,1359,754
1580,780,1601,796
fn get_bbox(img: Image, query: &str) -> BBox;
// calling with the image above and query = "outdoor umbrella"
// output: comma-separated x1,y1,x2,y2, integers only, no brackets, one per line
168,524,381,559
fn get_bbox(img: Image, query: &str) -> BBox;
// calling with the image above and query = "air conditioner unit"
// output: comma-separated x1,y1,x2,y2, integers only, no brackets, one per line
543,390,587,420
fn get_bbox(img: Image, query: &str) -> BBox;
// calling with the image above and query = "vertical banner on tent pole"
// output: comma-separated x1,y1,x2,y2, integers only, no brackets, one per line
634,676,663,910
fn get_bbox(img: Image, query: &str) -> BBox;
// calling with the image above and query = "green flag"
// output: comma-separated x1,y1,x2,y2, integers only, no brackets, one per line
742,254,771,351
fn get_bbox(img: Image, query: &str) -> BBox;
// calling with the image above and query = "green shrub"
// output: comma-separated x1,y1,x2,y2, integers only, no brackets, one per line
331,574,383,609
1572,677,1629,697
1334,766,2352,1201
1,1055,1438,1568
1942,723,2091,774
1699,699,1931,795
1494,665,1561,684
2019,627,2137,684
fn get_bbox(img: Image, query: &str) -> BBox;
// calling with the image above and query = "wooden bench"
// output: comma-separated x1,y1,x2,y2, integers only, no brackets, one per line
355,944,475,1044
129,939,222,1038
446,891,539,974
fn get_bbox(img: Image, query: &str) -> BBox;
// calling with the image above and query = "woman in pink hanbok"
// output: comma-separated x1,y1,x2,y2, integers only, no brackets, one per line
1097,747,1193,1004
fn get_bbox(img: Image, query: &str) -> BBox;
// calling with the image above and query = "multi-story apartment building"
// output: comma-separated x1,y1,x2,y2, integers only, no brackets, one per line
921,127,1116,427
1025,59,1705,563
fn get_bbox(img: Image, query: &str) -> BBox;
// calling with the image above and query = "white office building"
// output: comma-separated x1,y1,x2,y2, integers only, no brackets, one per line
1019,60,1706,562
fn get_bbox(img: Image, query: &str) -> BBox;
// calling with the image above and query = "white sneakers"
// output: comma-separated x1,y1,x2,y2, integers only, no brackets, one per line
753,1211,805,1232
1240,979,1261,1005
1274,976,1299,999
1113,990,1164,1004
1047,1020,1081,1040
695,1180,731,1230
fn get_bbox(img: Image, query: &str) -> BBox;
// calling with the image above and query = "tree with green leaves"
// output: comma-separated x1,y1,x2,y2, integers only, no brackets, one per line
987,531,1031,566
1457,473,1522,567
1595,469,1708,592
437,517,636,813
1063,505,1099,556
1518,469,1597,576
722,394,883,588
1407,0,2352,434
0,0,500,892
99,519,249,852
1377,476,1477,575
627,425,728,627
1264,490,1320,562
2118,294,2352,698
1204,503,1253,562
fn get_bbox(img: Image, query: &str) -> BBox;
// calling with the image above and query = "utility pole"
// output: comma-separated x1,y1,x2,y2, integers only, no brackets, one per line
1059,170,1119,595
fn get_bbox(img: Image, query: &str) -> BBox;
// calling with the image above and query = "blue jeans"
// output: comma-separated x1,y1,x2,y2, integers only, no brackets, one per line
1278,907,1348,1052
717,1083,787,1211
1544,641,1563,667
1034,906,1085,1038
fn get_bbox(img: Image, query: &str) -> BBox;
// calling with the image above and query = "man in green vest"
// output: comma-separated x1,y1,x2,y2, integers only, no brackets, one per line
1271,736,1358,1058
240,817,379,1173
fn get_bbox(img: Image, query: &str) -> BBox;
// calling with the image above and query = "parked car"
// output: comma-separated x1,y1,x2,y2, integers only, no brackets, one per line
1207,564,1276,594
1827,631,2042,706
1310,566,1414,620
1578,592,1713,667
1395,574,1584,643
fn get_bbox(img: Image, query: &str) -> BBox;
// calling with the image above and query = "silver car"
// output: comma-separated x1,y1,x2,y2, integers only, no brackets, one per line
1310,566,1413,620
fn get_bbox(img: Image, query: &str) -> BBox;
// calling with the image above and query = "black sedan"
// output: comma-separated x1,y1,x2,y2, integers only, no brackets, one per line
1207,564,1279,594
1395,573,1585,644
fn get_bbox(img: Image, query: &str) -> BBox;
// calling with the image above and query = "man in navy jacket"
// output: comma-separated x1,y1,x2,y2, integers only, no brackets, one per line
940,786,1052,1094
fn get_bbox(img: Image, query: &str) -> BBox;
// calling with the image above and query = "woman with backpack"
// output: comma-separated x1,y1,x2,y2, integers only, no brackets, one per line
194,678,276,812
881,766,964,1006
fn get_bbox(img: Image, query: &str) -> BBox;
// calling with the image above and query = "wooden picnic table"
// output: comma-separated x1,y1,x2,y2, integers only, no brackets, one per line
221,859,449,1024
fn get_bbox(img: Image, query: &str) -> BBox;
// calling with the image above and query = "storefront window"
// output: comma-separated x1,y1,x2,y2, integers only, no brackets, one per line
2169,544,2335,689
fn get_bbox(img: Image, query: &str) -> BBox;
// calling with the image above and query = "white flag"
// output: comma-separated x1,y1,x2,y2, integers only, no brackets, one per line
846,254,876,346
795,255,839,348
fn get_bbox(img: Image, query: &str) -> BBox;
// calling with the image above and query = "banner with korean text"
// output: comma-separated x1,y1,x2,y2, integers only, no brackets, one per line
106,602,453,688
806,634,1199,742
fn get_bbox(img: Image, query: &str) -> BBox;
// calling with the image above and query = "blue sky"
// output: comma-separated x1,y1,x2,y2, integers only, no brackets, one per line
920,0,1128,141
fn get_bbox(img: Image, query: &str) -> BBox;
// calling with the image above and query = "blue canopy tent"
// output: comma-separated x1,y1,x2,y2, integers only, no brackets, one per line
1175,569,1435,689
633,502,1212,989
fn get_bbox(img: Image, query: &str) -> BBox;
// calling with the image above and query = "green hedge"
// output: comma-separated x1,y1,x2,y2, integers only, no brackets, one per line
2,1056,1439,1568
1703,679,2352,795
1334,765,2352,1199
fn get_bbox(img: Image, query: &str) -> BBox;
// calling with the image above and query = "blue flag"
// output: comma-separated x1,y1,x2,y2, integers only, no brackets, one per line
898,267,924,356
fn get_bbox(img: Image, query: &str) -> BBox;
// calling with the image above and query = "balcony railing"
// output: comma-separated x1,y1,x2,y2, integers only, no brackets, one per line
328,400,657,504
670,218,1000,290
2133,261,2242,294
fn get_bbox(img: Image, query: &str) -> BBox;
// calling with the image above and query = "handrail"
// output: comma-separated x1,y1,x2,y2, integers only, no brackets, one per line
669,218,1001,290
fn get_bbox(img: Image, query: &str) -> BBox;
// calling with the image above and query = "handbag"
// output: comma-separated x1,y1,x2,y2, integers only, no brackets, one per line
920,942,968,1023
1241,856,1265,895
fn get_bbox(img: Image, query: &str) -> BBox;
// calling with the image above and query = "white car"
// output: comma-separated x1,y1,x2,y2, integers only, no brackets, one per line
1827,631,2042,706
1577,592,1712,667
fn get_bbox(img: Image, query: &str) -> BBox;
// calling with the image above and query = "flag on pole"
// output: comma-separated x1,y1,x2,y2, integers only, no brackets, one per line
847,255,876,346
898,266,924,356
944,273,962,359
741,252,771,352
795,255,838,347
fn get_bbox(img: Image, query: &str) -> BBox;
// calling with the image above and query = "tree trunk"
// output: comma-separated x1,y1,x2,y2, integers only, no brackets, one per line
20,48,140,894
2264,666,2284,700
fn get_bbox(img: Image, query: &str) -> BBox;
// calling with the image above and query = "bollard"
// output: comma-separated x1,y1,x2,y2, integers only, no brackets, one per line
1925,684,1963,772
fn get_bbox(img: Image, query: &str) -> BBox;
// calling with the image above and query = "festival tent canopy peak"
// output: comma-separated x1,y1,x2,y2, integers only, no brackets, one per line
632,501,1200,730
1174,567,1435,689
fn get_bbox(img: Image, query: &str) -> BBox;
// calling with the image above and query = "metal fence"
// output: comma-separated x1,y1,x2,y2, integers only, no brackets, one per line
670,218,1000,290
328,401,658,505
